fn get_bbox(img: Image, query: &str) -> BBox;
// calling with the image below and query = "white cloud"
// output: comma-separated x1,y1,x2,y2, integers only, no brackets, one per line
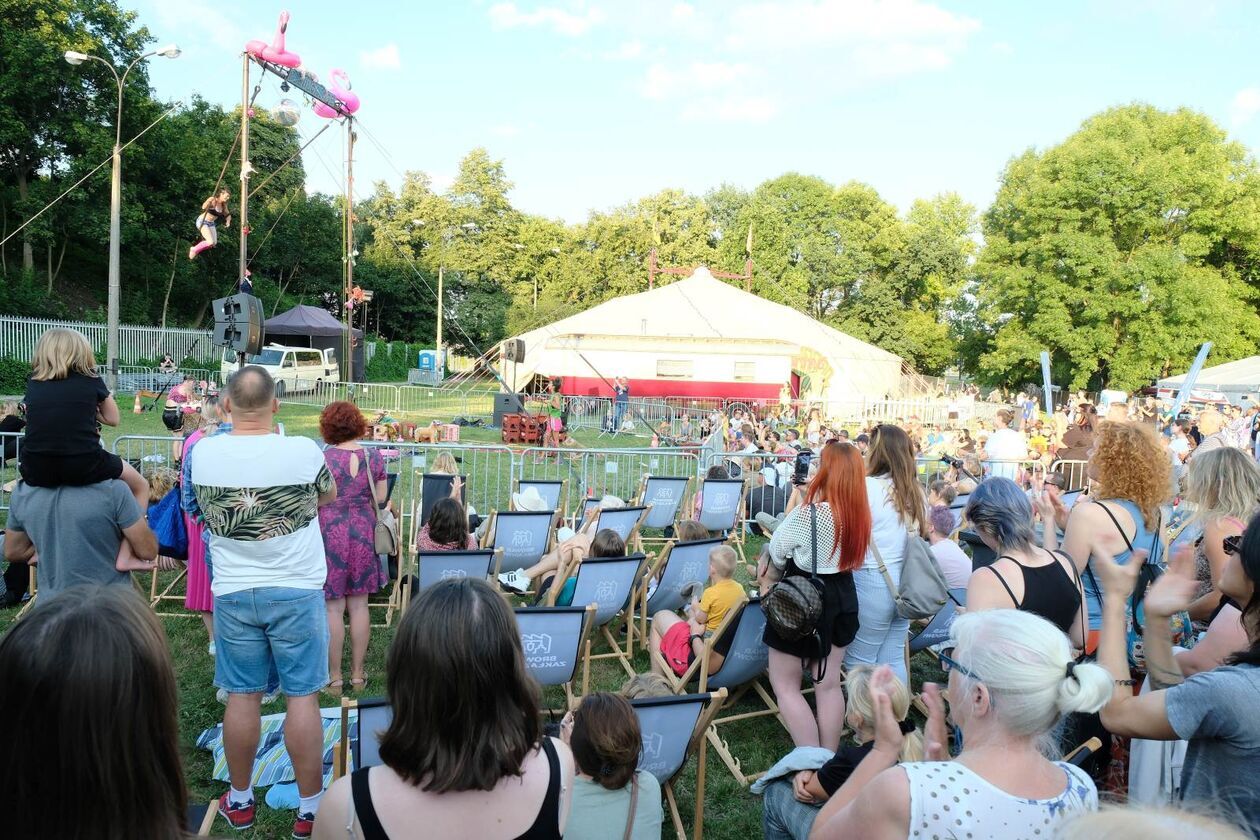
488,3,604,37
641,61,753,100
492,123,522,138
151,0,243,52
1230,88,1260,127
726,0,980,50
360,43,401,70
603,39,643,60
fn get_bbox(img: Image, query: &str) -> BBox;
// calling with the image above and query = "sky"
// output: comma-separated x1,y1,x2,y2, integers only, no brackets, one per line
129,0,1260,224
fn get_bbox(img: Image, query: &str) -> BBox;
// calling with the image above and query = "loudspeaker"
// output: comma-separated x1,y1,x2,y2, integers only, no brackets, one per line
212,293,265,355
492,391,526,428
503,339,526,362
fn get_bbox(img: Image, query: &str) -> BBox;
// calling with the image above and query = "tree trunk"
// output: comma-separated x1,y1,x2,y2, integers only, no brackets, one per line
16,169,33,272
160,242,179,331
51,234,67,286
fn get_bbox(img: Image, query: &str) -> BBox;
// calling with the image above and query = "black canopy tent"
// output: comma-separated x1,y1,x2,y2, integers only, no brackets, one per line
264,305,365,382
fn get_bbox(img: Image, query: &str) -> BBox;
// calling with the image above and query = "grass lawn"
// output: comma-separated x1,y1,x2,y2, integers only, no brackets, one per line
0,396,947,839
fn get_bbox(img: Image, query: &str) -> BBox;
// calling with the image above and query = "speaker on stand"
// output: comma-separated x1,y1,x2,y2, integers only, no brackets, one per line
495,339,528,428
211,293,265,370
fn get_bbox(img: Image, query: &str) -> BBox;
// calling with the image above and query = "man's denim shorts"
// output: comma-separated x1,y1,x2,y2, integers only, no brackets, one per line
213,587,328,696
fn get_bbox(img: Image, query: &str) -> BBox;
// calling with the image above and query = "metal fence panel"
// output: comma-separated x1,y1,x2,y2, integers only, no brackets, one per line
516,447,699,518
116,367,220,393
0,316,216,365
397,387,470,419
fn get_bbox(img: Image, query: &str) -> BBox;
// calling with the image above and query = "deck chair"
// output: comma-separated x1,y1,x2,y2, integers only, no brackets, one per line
147,563,193,618
636,475,693,543
574,497,600,531
594,504,650,552
908,588,967,653
482,510,557,585
515,604,597,711
1065,736,1103,768
419,473,467,526
631,536,726,654
632,690,728,840
694,478,748,562
333,695,394,779
415,549,503,594
190,801,217,836
514,479,567,517
554,553,648,676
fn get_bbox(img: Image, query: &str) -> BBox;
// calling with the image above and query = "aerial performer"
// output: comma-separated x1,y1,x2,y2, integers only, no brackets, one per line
189,189,231,260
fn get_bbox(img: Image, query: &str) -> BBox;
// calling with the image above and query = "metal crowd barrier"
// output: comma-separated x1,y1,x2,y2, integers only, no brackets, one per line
518,446,699,517
1051,459,1089,490
115,366,220,394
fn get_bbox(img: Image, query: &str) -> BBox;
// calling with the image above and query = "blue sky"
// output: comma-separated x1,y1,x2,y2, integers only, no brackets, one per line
130,0,1260,223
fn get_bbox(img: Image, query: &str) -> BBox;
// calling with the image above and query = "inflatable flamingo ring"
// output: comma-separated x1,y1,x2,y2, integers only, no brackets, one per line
314,69,361,118
245,10,301,68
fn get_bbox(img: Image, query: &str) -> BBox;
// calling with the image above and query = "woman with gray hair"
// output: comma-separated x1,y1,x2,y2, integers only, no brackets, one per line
965,477,1086,650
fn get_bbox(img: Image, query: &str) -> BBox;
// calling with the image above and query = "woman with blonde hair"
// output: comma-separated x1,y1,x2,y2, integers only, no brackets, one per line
845,424,927,683
812,610,1112,839
761,665,922,840
1181,447,1260,628
19,328,152,571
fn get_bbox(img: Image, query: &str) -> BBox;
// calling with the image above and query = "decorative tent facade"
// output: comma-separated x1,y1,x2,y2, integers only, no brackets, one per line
502,267,902,401
1157,355,1260,403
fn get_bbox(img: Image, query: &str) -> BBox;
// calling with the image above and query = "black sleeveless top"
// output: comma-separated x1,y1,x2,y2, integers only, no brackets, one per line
350,738,563,840
987,550,1081,636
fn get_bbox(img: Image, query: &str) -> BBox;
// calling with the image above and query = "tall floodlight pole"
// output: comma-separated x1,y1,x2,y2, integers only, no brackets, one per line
65,44,181,389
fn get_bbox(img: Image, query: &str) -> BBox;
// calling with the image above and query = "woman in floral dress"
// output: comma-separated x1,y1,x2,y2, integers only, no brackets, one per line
319,401,388,692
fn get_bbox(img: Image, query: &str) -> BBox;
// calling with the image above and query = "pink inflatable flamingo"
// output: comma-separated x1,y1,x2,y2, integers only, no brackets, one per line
313,69,361,118
245,11,301,68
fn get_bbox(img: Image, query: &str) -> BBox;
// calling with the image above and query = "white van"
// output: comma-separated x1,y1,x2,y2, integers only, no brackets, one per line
220,345,340,397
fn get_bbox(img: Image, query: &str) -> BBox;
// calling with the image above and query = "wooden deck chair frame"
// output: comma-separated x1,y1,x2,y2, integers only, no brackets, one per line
516,602,597,713
1064,736,1103,767
146,562,196,617
365,493,414,628
14,562,37,620
595,503,651,554
482,509,558,600
513,478,568,519
650,596,783,786
556,553,649,676
193,798,219,836
689,478,749,564
631,689,728,840
333,695,394,780
635,474,695,546
415,547,504,595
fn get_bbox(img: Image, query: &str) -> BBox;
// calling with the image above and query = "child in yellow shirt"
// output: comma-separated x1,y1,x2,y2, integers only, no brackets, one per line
652,545,744,677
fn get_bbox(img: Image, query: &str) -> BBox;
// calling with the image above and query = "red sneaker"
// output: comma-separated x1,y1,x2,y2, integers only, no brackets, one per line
217,792,255,831
292,811,316,839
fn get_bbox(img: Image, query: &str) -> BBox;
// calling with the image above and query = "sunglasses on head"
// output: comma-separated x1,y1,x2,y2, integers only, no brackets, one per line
1224,535,1243,556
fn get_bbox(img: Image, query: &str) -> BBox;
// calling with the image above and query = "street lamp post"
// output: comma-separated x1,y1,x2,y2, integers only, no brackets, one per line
65,44,180,391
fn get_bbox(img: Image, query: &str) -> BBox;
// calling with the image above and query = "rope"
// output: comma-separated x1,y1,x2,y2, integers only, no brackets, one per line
0,102,181,250
245,187,303,268
248,121,334,200
211,83,261,196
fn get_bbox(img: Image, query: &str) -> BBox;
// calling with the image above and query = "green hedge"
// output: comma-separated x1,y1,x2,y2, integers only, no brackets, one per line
364,341,433,383
0,358,28,396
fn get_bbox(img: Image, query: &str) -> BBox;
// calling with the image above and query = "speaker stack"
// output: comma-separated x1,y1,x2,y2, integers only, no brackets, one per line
212,293,265,359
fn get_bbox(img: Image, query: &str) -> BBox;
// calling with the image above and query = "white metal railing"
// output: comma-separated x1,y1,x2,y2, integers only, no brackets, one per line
0,316,216,365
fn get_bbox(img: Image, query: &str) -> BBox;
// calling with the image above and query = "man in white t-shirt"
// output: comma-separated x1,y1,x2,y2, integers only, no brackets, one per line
982,408,1027,481
191,366,336,836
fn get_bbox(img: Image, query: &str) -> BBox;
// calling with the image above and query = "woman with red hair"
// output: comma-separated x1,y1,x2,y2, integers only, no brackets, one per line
318,400,389,693
760,441,871,750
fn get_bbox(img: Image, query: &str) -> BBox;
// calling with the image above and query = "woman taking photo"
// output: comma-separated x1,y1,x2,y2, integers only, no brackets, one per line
313,578,574,839
1093,514,1260,839
846,424,927,683
559,692,662,840
318,401,389,693
762,441,870,750
811,610,1112,839
1,586,189,839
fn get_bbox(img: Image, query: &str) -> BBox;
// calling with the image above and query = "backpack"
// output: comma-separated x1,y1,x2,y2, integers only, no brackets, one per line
147,487,188,561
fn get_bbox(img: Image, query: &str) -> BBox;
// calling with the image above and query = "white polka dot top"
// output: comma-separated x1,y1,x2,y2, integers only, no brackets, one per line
903,760,1097,840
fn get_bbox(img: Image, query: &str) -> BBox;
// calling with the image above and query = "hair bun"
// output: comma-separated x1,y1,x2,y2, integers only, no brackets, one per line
1056,660,1111,716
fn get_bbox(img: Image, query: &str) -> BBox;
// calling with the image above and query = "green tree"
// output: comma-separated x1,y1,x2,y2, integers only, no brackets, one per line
973,105,1260,390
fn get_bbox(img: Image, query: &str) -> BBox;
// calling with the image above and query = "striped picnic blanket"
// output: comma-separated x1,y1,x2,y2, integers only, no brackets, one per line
196,707,354,789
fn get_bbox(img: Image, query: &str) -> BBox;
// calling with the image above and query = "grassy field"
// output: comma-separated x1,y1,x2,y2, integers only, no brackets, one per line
0,397,945,839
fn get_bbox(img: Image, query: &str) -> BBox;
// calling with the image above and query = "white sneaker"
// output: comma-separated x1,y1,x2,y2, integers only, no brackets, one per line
498,568,532,594
208,642,216,657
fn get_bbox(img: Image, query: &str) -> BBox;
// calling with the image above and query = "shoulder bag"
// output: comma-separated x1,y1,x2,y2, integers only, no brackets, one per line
871,523,949,621
762,505,825,642
361,450,399,556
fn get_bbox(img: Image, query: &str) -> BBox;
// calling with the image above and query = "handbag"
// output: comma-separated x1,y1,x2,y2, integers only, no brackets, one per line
762,505,825,643
361,450,399,556
870,525,949,621
147,486,188,561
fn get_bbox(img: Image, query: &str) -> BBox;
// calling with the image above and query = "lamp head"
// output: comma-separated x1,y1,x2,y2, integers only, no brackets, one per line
155,44,181,59
64,50,89,66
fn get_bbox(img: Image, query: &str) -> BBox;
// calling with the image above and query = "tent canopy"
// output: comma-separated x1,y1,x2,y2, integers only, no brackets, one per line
1158,355,1260,396
265,304,358,338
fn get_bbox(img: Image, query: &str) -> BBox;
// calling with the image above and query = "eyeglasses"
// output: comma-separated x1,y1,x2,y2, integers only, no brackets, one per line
938,647,983,682
1224,535,1243,556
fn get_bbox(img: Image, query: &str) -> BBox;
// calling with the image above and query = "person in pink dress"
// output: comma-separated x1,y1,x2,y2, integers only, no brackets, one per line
180,398,224,652
318,401,388,693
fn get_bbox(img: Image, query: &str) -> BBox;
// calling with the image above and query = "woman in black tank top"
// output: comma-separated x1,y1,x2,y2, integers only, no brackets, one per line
964,478,1087,649
312,579,574,838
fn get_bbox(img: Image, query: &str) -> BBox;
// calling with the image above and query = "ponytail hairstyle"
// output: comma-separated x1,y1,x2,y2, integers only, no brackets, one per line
569,692,642,791
948,610,1111,737
866,424,928,536
963,477,1036,552
845,665,923,763
804,441,871,571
